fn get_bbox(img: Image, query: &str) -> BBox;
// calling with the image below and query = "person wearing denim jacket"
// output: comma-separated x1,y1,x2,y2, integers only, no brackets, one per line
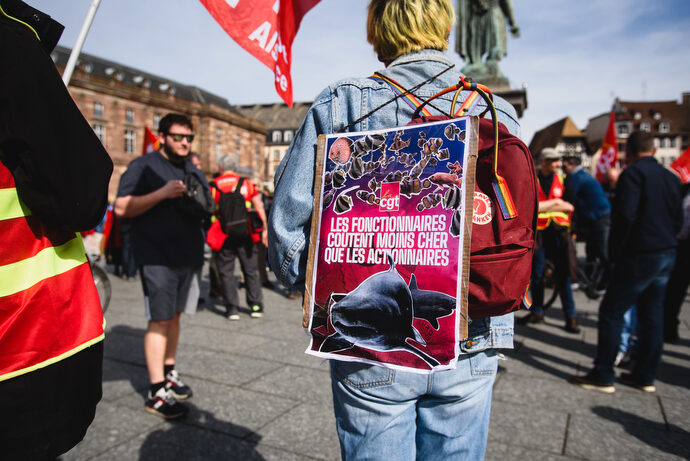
268,1,520,459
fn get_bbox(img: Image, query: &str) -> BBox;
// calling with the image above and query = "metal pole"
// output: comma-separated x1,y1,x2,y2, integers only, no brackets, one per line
62,0,102,86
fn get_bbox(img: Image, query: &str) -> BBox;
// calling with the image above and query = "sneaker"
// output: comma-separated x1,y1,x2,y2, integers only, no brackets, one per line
287,290,302,300
165,369,193,400
614,350,633,368
570,372,616,394
565,317,581,334
145,386,188,419
517,312,544,325
226,305,240,321
618,372,656,393
250,304,264,318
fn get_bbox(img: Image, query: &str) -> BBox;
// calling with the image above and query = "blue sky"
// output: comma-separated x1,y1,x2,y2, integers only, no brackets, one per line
28,0,690,143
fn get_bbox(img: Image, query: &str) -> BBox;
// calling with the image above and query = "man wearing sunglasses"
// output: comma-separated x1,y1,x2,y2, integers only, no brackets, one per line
115,113,208,419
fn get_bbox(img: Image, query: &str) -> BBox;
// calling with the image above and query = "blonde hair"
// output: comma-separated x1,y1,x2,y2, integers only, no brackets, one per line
367,0,454,63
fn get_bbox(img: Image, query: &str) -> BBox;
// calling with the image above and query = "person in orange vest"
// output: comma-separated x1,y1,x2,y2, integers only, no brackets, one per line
518,148,580,333
0,1,113,457
208,156,268,320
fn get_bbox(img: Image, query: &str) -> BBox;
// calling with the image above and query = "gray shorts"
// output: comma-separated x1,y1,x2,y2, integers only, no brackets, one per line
141,265,201,321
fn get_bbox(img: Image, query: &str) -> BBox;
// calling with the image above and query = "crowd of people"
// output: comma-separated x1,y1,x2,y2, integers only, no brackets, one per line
517,134,686,395
2,0,688,459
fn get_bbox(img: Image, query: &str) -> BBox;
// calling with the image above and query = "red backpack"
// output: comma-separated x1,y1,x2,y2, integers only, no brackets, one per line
374,75,538,318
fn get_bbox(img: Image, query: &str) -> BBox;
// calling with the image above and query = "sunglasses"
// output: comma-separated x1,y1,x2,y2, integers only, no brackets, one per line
166,133,195,143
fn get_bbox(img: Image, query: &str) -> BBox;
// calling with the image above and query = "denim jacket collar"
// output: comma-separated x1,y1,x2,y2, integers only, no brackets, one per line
387,49,456,69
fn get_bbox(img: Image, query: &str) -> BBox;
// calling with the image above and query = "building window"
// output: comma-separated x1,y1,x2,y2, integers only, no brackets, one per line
216,142,222,156
659,121,670,133
670,137,676,148
662,138,671,148
274,149,281,161
617,122,631,137
125,108,135,124
653,138,660,148
235,134,241,155
124,129,136,154
153,113,161,130
272,130,282,143
216,127,222,140
94,102,104,117
93,124,106,145
284,130,293,142
255,141,262,169
640,121,650,132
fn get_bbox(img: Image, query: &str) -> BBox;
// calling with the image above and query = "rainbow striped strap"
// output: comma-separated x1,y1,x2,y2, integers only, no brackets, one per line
521,285,532,310
454,91,482,117
492,173,518,220
370,73,433,117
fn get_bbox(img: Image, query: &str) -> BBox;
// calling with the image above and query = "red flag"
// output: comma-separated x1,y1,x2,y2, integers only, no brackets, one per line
142,126,160,155
595,112,619,184
199,0,320,107
671,146,690,184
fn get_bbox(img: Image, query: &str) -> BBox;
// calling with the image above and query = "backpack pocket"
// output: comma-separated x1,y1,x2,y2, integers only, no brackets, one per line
469,242,532,318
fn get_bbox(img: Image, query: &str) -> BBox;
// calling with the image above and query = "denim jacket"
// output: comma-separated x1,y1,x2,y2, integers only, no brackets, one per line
268,50,517,350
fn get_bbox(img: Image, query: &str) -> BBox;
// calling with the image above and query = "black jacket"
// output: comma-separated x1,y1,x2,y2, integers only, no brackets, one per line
0,0,113,231
610,156,682,261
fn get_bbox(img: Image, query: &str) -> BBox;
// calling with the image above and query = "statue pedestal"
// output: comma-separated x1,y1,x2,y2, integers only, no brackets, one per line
495,87,527,119
461,63,527,119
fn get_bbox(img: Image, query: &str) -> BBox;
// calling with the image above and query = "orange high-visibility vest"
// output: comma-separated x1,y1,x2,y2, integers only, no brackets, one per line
537,173,571,230
0,160,104,382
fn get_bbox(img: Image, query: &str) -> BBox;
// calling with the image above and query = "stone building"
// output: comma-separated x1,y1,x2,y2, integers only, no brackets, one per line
237,102,312,190
585,93,690,167
51,46,267,200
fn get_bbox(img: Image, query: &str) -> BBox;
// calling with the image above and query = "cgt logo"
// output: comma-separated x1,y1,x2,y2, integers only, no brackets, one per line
379,182,400,212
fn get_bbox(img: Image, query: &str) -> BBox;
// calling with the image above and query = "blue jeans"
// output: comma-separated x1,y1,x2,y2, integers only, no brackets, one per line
618,305,637,353
530,229,576,319
330,350,498,461
593,249,676,384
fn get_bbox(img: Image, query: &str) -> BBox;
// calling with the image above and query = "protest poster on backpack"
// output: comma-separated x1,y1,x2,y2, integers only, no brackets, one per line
303,117,479,373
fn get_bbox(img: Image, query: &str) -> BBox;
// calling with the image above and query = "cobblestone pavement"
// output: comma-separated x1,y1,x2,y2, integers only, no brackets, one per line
62,258,690,460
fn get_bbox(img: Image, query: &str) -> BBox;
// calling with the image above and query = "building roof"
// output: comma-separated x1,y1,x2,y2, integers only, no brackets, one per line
236,102,312,130
528,116,584,155
51,46,242,116
614,98,687,134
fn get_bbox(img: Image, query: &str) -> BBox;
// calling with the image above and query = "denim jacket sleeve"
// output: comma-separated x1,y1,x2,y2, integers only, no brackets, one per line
268,87,334,287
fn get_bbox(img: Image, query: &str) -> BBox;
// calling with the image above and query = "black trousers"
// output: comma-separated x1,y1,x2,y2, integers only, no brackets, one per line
1,342,103,461
216,238,263,308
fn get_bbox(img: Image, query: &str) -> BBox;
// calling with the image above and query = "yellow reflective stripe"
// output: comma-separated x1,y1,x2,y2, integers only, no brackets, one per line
0,187,31,220
0,333,104,383
0,4,40,41
0,236,87,298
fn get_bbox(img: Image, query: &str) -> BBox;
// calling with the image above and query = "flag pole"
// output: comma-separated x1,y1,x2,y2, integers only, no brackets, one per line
62,0,102,86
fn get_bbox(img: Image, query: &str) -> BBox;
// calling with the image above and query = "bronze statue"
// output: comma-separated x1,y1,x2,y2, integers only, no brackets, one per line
456,0,520,83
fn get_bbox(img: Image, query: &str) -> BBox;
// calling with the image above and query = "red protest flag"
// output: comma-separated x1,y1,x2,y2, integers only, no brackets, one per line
595,112,619,184
142,126,160,155
199,0,321,107
671,146,690,184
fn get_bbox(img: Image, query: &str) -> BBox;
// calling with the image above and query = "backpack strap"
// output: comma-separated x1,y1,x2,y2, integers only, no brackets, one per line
370,74,435,117
234,177,245,194
337,64,454,133
411,77,517,220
